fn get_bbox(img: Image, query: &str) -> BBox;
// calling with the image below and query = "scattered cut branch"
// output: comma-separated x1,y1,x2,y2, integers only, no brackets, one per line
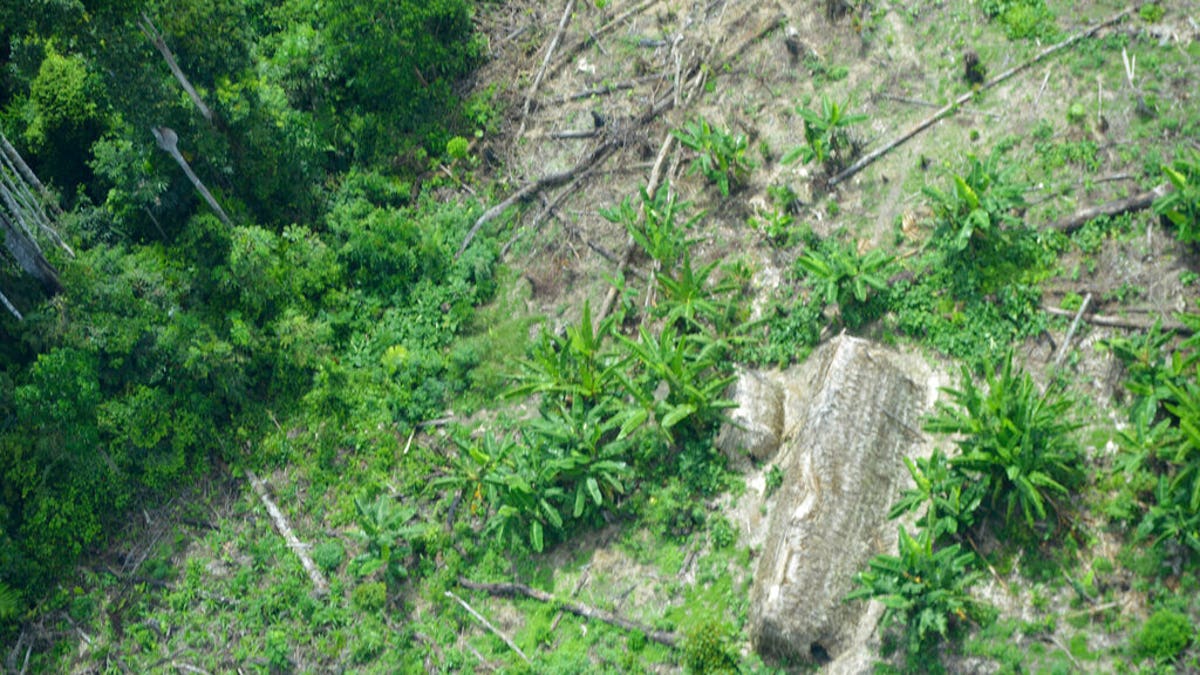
0,289,18,321
139,13,215,123
245,470,329,596
1043,305,1193,335
829,6,1136,188
458,578,680,647
152,127,234,228
551,75,665,104
444,590,532,665
1053,292,1091,369
517,0,577,141
0,130,62,217
458,141,617,257
549,0,659,80
1050,183,1168,233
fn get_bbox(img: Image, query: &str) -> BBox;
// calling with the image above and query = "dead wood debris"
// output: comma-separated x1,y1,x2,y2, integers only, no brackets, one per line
457,577,681,647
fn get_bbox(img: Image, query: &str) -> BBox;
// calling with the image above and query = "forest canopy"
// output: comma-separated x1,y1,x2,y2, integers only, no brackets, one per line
0,0,486,601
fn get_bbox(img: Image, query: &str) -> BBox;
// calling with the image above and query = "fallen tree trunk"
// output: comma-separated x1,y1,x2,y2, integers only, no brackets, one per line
1050,183,1168,233
1043,305,1193,334
828,6,1135,188
246,470,328,596
457,578,681,647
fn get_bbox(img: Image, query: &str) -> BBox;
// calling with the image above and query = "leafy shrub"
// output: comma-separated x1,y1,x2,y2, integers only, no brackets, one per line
847,526,986,662
925,352,1083,531
1154,149,1200,245
1135,610,1194,661
795,241,893,329
783,96,866,174
446,136,470,161
923,149,1034,284
673,118,753,197
313,540,345,573
352,581,387,612
979,0,1058,40
683,619,739,674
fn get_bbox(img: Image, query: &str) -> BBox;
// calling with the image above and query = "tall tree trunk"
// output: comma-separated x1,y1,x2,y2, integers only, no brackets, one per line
138,14,215,124
152,127,233,227
0,211,62,296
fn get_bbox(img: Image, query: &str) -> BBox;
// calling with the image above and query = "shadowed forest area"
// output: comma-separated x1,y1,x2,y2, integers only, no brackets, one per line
2,0,1200,672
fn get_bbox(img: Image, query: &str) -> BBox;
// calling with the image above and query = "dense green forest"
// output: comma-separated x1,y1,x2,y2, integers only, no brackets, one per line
2,0,1200,671
0,0,492,614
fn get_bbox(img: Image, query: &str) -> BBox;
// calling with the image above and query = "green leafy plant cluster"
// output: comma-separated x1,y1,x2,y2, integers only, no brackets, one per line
979,0,1058,40
436,188,740,552
1154,149,1200,245
1105,314,1200,561
673,117,754,197
795,240,894,329
783,95,866,174
851,352,1080,667
1134,609,1194,662
847,525,985,661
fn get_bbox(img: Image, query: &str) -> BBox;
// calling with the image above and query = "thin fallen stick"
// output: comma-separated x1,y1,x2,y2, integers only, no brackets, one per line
246,470,329,596
458,141,616,257
549,0,659,80
458,578,681,647
1033,65,1054,108
1053,292,1091,369
829,6,1135,188
1043,306,1193,334
1050,183,1168,233
551,74,664,104
517,0,576,141
444,590,532,665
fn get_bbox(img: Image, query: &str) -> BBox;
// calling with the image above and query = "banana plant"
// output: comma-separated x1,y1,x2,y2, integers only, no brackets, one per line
782,95,867,171
925,353,1083,530
352,494,423,583
922,149,1027,256
617,324,736,444
796,242,893,318
888,447,985,544
847,525,985,661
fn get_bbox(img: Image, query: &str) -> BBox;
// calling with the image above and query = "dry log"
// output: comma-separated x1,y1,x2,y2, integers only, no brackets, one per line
245,470,329,596
152,127,234,227
829,6,1136,188
457,578,681,647
1053,293,1092,369
139,14,214,123
444,590,532,665
1043,305,1193,334
1050,183,1168,233
517,0,577,141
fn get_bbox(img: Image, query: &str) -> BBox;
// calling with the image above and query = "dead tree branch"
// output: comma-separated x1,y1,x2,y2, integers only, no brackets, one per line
458,141,617,257
829,6,1136,188
1050,183,1168,233
517,0,577,141
139,14,215,124
1043,305,1193,335
152,127,234,227
457,578,681,647
245,470,329,596
444,590,532,665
